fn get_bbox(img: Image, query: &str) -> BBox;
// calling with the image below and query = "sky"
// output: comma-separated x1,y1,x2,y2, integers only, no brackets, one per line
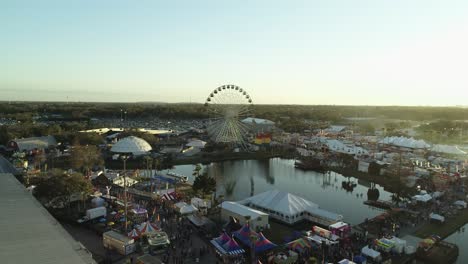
1,0,468,106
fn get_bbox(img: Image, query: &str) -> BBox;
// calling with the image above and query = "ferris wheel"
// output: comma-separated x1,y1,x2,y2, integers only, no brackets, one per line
204,84,253,146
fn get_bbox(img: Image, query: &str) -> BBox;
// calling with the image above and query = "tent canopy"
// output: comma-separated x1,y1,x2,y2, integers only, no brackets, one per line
413,194,432,203
240,190,341,221
254,232,277,253
233,223,258,247
138,221,159,234
430,213,445,222
175,202,198,215
431,144,466,155
361,246,381,259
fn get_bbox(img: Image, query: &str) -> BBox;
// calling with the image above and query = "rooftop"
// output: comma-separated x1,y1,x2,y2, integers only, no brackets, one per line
0,173,95,264
221,201,268,220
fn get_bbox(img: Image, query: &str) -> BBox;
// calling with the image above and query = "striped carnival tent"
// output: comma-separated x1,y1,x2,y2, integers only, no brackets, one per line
138,221,159,235
127,228,140,239
254,232,277,253
210,236,245,256
287,238,312,252
233,223,258,247
161,192,177,201
215,232,231,245
222,238,245,255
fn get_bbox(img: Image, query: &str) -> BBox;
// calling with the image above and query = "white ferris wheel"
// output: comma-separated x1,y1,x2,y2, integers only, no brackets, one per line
204,84,253,146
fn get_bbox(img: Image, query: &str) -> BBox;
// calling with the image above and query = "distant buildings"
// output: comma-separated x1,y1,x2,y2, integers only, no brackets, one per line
8,135,57,152
242,117,276,133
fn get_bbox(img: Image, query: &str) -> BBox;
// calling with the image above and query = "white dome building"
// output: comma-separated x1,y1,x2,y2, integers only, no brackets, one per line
110,136,152,155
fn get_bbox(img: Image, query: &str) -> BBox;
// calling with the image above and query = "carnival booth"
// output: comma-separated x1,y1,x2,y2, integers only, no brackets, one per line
361,246,381,262
286,238,314,253
329,222,351,238
210,232,245,261
130,208,148,224
375,238,395,253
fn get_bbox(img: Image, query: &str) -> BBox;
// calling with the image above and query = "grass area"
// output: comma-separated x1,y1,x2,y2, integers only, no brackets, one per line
413,209,468,239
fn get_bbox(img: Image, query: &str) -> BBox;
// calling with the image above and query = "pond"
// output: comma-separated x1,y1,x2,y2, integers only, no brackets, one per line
167,158,392,225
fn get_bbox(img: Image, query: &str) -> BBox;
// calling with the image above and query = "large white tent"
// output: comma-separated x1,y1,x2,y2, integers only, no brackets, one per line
240,190,342,226
431,144,466,155
111,136,152,155
380,136,430,149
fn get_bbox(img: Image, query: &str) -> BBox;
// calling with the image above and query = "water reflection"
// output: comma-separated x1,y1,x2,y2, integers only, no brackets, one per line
171,158,392,225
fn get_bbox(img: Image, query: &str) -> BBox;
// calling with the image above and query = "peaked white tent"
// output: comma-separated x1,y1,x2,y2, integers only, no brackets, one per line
174,202,198,215
240,190,342,226
431,144,466,155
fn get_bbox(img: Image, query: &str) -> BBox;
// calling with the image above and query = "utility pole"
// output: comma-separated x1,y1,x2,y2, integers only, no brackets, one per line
122,155,129,233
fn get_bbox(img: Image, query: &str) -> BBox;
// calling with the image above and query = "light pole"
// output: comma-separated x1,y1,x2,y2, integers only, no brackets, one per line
122,155,129,233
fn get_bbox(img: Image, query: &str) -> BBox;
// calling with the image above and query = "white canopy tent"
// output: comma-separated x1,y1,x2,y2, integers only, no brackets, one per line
174,202,198,215
361,246,381,261
430,213,445,223
413,194,432,203
454,200,467,208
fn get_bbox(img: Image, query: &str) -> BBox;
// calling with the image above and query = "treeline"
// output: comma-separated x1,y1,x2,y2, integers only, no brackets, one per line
2,102,468,122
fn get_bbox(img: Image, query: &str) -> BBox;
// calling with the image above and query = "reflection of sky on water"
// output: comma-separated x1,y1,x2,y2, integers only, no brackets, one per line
170,158,392,225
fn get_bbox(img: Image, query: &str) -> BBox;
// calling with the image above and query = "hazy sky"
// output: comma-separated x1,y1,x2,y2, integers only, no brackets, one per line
2,1,468,105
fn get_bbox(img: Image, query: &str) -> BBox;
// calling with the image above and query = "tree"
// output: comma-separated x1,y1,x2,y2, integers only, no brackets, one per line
192,172,216,197
32,169,92,208
0,126,11,145
72,132,103,146
70,145,104,176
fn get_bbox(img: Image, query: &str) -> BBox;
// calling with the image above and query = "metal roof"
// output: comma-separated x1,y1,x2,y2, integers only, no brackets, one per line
0,173,95,264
